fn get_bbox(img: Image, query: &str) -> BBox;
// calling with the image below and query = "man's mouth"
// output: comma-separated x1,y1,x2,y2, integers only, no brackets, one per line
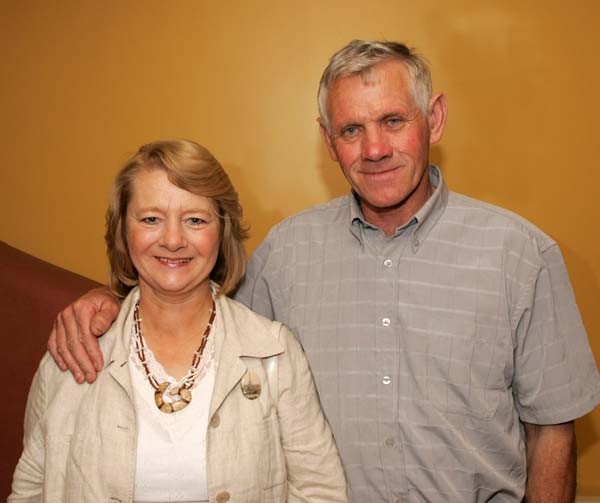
360,166,399,176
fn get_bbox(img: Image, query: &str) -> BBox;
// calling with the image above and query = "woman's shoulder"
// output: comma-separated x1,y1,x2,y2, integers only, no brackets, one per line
217,294,303,357
31,350,95,411
218,294,280,331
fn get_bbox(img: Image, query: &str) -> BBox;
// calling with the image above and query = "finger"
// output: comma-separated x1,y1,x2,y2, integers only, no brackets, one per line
70,303,103,380
48,319,67,371
55,311,86,384
81,313,106,372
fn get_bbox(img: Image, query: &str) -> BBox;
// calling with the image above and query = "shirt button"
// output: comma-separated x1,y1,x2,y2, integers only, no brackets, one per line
382,317,391,327
383,258,393,267
382,375,391,385
216,491,230,503
210,413,220,428
385,437,395,447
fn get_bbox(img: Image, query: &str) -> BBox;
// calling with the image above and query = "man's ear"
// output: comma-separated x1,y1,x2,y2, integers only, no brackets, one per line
318,117,339,162
427,93,448,145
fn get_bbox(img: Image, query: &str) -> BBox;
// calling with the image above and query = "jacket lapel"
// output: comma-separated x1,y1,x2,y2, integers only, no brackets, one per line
99,289,284,417
104,289,138,402
209,295,284,418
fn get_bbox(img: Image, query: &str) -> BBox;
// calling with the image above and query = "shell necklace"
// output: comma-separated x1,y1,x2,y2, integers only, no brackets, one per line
132,299,216,413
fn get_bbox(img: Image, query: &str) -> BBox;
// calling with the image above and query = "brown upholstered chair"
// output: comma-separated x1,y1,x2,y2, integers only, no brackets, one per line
0,241,100,499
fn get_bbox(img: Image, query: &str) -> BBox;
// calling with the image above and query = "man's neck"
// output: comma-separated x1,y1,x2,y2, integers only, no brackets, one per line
360,179,434,237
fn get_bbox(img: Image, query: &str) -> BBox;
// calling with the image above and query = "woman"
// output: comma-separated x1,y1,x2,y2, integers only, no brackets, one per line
9,139,347,503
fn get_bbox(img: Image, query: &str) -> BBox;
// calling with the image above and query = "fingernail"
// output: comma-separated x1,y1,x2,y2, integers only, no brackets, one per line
94,362,102,371
86,373,94,382
75,373,84,383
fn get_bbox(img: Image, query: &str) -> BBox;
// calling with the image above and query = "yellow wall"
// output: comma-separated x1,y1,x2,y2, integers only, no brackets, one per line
2,0,599,494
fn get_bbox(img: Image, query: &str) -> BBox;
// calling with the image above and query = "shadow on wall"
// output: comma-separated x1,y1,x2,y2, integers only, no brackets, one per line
560,241,600,461
577,410,600,458
224,161,286,253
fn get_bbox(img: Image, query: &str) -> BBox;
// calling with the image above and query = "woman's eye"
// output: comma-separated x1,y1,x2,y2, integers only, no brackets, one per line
142,217,159,224
188,217,206,225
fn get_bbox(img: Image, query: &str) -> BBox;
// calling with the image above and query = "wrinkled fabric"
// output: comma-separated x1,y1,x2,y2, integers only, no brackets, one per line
236,165,600,503
9,288,347,503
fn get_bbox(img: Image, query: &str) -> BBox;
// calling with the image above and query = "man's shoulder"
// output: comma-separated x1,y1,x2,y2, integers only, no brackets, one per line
445,190,557,252
269,195,351,235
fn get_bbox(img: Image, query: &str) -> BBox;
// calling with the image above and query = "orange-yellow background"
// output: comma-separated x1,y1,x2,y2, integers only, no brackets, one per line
2,0,599,495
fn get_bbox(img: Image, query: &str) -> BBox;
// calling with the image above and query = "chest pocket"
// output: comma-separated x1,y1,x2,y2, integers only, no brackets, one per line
415,311,512,419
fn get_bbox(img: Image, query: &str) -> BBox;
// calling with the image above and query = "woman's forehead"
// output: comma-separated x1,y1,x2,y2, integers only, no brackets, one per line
129,168,216,212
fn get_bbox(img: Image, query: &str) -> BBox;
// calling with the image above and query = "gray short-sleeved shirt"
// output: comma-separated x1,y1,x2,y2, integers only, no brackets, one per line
235,166,600,503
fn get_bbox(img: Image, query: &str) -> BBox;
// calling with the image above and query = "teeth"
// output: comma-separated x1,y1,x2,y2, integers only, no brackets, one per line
157,257,191,264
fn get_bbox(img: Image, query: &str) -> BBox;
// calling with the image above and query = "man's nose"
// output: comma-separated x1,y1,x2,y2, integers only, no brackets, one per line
361,127,393,162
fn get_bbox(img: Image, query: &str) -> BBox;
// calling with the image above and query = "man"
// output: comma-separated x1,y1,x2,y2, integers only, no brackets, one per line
49,40,600,503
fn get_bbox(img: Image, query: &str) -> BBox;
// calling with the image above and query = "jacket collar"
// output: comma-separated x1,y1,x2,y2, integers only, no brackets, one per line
99,286,284,418
101,288,139,401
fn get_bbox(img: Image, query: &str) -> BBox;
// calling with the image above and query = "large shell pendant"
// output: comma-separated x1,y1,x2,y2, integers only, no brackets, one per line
154,382,192,413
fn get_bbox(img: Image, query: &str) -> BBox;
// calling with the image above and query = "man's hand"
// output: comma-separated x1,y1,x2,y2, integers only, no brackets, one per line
48,287,121,384
524,421,576,503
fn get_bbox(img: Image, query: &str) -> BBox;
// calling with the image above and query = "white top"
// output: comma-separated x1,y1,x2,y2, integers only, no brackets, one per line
128,307,218,503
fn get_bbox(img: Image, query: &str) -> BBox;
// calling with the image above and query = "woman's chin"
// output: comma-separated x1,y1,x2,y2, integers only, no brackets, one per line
139,278,211,300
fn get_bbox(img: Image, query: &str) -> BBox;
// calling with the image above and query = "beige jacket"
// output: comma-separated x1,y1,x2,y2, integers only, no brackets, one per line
9,289,347,503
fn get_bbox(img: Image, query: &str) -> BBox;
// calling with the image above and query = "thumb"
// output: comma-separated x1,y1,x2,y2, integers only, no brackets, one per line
90,310,115,337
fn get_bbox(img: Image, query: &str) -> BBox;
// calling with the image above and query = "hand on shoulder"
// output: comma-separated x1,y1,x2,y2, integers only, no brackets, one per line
47,286,121,384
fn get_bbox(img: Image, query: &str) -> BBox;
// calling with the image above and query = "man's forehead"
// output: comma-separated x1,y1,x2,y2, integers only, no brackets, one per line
327,61,414,121
334,59,410,88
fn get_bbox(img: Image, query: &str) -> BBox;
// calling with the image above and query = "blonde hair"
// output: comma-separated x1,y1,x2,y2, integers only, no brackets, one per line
318,39,432,131
105,139,248,298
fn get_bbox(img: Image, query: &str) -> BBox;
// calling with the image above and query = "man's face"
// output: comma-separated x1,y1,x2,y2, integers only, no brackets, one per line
321,59,445,224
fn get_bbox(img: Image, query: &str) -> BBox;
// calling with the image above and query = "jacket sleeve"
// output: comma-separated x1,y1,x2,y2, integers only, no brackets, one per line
276,324,348,503
8,357,48,503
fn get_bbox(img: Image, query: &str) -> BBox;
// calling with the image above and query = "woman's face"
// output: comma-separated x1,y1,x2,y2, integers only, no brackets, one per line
125,168,221,301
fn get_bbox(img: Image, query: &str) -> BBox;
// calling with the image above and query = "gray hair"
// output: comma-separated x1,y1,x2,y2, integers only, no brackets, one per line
318,40,433,131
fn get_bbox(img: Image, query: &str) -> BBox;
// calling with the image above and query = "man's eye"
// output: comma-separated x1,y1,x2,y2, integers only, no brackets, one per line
141,217,159,224
386,117,403,127
340,126,360,138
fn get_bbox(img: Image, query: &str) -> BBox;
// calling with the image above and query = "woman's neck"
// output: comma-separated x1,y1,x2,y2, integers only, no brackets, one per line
137,284,214,342
135,284,216,380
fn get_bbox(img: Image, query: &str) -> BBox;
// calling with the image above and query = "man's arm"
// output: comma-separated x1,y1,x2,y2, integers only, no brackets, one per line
47,286,121,383
524,421,576,503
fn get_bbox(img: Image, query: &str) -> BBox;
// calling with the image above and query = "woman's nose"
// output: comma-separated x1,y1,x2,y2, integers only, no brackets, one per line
160,221,186,250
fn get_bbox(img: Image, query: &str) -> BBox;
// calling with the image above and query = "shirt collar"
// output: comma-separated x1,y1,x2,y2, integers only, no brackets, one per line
349,165,448,251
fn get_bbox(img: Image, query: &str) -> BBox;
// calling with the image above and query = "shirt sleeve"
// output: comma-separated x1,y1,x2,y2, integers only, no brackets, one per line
235,230,278,321
512,243,600,424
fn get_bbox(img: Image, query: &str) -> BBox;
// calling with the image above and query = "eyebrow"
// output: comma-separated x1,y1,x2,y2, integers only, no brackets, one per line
131,206,215,215
380,111,405,120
